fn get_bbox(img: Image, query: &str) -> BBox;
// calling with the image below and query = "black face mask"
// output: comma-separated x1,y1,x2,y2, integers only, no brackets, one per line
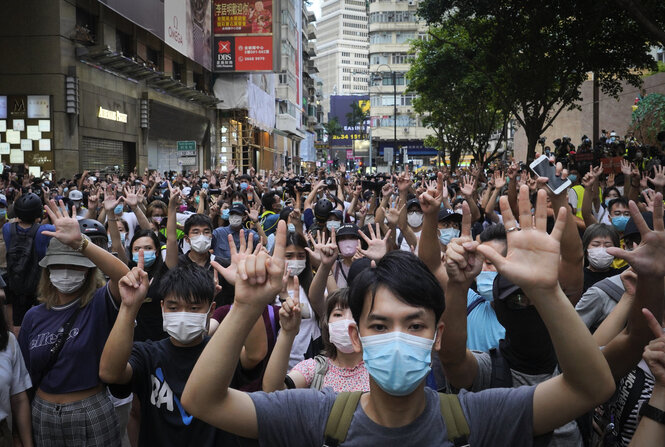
493,297,558,375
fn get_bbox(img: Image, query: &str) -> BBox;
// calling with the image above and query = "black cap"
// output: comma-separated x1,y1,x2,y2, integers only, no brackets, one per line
337,223,359,238
623,211,665,239
438,208,463,223
493,274,522,301
229,203,247,215
406,198,421,210
314,198,334,221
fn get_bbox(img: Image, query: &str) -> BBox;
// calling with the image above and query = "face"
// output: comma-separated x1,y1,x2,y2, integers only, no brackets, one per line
272,195,282,212
350,286,443,350
161,296,214,314
49,264,89,272
187,225,212,242
116,221,126,234
481,240,507,272
284,244,306,261
609,203,630,218
605,190,620,201
587,235,615,250
132,236,156,253
152,208,165,219
437,220,460,231
328,305,353,325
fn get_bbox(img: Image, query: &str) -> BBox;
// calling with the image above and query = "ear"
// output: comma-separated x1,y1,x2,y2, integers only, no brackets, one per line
348,321,362,354
433,320,445,352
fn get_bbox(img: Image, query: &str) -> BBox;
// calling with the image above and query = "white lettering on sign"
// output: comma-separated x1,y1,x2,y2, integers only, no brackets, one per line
97,106,128,123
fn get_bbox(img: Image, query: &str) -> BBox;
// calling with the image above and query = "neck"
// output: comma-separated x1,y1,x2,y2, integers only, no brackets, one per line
55,291,80,306
362,380,427,428
331,351,363,369
188,250,209,266
341,257,353,266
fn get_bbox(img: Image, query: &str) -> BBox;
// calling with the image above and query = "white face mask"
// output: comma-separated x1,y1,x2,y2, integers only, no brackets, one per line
587,247,614,270
189,234,212,253
286,259,306,276
407,211,423,228
326,220,341,231
229,215,243,228
328,319,355,353
50,268,87,294
162,309,210,344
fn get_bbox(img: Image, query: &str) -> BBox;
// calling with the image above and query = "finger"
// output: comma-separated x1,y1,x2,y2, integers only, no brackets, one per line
271,220,287,262
358,229,370,244
628,200,651,236
642,308,665,339
606,246,633,263
654,192,663,232
535,189,548,232
549,205,568,243
368,223,375,239
498,196,517,231
245,254,257,285
237,259,248,281
292,276,300,305
138,248,145,270
239,229,247,253
331,227,336,245
475,244,507,274
461,201,471,237
227,233,238,258
247,230,254,254
255,251,267,284
517,185,532,229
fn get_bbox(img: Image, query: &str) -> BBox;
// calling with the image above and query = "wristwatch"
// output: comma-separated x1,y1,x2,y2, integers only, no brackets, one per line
639,403,665,425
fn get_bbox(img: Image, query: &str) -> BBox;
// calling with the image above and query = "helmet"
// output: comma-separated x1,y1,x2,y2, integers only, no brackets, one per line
79,219,108,249
314,198,334,221
14,193,43,223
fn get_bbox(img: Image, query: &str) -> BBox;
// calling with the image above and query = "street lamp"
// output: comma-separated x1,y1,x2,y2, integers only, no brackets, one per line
371,64,398,171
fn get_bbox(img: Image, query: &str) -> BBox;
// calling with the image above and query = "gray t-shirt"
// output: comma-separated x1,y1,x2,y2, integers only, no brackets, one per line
575,274,623,332
250,385,535,446
472,351,583,447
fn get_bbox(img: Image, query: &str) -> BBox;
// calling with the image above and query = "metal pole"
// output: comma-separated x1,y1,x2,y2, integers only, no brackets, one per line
393,71,397,171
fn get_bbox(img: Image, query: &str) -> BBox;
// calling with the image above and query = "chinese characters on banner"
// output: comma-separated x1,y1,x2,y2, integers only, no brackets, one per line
212,0,274,71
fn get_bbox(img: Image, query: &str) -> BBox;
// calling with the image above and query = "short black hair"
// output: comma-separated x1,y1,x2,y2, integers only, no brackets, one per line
608,197,629,214
349,250,445,324
478,223,506,244
158,264,215,304
261,190,279,211
184,213,213,236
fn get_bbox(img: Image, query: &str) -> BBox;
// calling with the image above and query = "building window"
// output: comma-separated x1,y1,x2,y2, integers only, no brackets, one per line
116,30,133,56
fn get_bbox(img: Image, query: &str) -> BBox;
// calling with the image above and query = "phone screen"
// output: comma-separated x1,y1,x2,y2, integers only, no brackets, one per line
529,156,568,192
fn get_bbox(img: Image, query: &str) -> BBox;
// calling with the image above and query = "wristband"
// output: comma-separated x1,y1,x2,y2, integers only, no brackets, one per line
639,403,665,425
74,235,90,252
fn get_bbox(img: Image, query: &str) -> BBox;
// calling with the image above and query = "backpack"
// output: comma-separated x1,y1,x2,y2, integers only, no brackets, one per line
323,391,470,447
593,277,624,304
311,354,329,390
6,223,41,298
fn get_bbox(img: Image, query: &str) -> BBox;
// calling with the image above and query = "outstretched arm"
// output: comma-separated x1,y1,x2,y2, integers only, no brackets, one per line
182,221,289,439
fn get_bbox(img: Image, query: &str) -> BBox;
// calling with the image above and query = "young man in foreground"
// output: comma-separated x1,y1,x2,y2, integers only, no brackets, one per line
182,201,615,445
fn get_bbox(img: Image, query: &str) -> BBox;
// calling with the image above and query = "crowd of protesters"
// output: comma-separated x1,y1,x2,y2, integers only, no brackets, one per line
0,136,664,446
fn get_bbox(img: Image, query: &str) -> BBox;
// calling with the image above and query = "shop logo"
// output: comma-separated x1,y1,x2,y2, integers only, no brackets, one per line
12,99,26,114
218,41,231,53
168,15,183,45
98,106,128,123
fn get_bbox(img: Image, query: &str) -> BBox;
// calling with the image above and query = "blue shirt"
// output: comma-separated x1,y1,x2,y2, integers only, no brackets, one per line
2,222,55,260
466,289,505,352
260,212,280,237
212,226,260,261
303,208,314,229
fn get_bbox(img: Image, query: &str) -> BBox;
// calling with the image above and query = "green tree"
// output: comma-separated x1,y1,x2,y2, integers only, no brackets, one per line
322,117,342,167
417,1,658,161
345,101,370,141
629,93,665,146
408,25,508,170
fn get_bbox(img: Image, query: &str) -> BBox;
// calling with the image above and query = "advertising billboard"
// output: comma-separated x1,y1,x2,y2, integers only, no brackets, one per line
99,0,212,69
212,0,277,72
329,95,370,148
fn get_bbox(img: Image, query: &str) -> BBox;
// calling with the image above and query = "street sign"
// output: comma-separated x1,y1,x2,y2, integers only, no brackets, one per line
177,141,196,152
178,157,196,166
178,150,196,156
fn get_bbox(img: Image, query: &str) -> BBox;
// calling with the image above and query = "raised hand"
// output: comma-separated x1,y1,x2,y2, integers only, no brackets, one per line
123,185,139,208
640,173,649,190
606,193,665,277
305,229,338,267
460,175,476,197
475,185,567,295
87,186,100,209
211,229,259,286
42,199,84,248
419,173,442,215
381,181,393,198
620,159,632,177
279,276,301,334
643,189,656,213
648,165,665,189
234,221,287,307
358,223,391,261
445,202,481,284
385,197,404,227
494,171,506,189
607,172,615,188
641,309,665,387
167,181,182,211
118,249,149,308
396,170,412,192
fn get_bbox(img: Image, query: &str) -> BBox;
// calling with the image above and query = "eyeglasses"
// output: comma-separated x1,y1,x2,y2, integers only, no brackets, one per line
505,292,531,310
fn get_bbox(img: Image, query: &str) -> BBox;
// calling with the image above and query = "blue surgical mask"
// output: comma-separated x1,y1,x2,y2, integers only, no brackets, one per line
114,204,124,215
611,215,630,232
568,174,578,182
0,209,6,219
240,182,248,190
195,196,200,204
287,223,296,233
476,271,497,301
133,250,157,267
361,331,435,396
605,198,616,207
202,182,209,189
222,209,230,220
63,187,69,193
438,228,460,245
107,232,127,246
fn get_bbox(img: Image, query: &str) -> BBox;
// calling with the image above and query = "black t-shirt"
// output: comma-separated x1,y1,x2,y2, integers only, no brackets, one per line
583,267,625,294
129,338,242,447
134,261,170,342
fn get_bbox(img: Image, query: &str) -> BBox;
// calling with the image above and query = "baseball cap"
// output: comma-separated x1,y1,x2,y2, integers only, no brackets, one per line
0,194,7,207
68,190,83,201
229,203,247,215
336,223,359,238
438,208,462,223
406,198,421,211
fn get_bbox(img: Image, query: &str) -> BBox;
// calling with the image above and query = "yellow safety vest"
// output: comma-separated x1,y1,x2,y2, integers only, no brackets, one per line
572,184,603,220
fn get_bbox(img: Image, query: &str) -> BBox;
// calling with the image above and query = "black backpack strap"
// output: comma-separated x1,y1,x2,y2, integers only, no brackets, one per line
466,297,485,316
323,391,362,447
489,348,513,388
311,355,329,390
438,393,470,446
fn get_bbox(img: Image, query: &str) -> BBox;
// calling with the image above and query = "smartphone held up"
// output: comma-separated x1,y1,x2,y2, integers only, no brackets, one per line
529,155,571,195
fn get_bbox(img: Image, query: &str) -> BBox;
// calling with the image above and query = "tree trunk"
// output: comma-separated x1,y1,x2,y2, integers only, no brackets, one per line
524,123,542,162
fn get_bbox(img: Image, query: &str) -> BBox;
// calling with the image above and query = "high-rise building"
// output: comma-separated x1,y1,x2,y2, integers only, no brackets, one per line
368,0,436,169
315,0,370,103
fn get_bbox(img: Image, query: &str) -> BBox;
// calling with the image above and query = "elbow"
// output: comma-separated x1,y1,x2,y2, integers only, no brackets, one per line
242,347,268,370
99,364,119,385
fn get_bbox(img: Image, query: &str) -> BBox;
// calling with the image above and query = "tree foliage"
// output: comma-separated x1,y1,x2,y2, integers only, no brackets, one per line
322,117,342,154
345,101,370,140
417,0,659,161
408,25,508,171
629,93,665,146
